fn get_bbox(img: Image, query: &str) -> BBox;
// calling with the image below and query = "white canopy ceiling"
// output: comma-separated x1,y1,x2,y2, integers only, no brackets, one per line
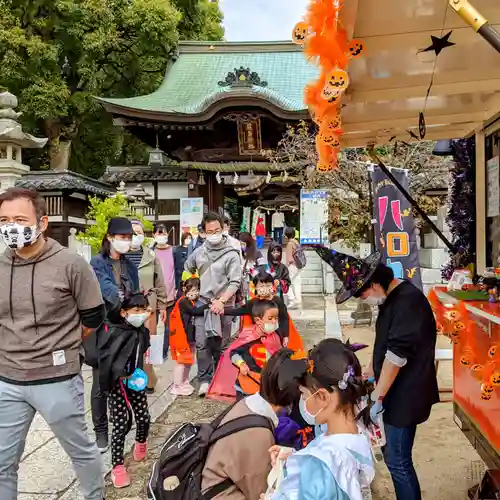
340,0,500,146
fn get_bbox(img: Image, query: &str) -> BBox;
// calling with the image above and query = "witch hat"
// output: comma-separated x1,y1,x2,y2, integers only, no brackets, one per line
313,246,381,304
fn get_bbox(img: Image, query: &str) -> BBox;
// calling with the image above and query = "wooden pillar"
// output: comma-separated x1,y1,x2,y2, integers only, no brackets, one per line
476,126,487,275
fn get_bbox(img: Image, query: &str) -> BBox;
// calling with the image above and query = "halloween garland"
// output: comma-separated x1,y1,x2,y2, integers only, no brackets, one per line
292,0,365,172
427,289,500,401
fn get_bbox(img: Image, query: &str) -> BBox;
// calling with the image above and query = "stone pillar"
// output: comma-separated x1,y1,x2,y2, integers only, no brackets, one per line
0,91,47,193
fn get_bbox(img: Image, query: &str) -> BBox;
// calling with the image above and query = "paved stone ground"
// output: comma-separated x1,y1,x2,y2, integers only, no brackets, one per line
19,296,326,500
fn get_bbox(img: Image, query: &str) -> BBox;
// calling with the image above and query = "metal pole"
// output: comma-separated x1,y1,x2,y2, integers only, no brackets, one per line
367,146,455,252
449,0,500,54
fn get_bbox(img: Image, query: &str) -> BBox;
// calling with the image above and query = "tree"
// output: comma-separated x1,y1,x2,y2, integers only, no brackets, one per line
78,194,153,252
267,122,450,250
173,0,224,40
0,0,224,177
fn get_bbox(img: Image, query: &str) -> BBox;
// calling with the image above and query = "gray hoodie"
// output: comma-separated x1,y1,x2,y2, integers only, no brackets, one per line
0,238,103,383
184,236,242,301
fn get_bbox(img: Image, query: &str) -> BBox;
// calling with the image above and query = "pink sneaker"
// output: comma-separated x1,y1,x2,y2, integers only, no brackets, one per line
133,440,148,462
170,383,194,396
181,380,195,393
111,465,131,488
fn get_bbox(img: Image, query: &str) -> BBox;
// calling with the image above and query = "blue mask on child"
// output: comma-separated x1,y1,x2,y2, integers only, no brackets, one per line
127,368,148,392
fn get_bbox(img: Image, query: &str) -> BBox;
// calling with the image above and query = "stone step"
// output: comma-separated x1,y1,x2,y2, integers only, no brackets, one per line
419,248,449,269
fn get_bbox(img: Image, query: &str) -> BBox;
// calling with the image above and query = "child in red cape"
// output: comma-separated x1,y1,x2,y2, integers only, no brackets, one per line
224,270,304,352
207,299,283,402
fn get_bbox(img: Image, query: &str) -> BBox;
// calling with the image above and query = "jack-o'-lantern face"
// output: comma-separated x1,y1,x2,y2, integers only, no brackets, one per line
453,321,465,333
490,372,500,387
460,354,473,366
480,392,492,401
316,161,333,172
488,345,498,359
471,364,484,378
347,39,365,58
481,383,494,395
292,22,309,44
319,133,341,149
321,113,342,133
449,331,460,344
444,310,460,321
324,69,350,93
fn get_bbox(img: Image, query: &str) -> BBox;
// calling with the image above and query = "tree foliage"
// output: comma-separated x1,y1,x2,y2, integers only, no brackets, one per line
78,194,153,252
0,0,224,176
267,122,451,250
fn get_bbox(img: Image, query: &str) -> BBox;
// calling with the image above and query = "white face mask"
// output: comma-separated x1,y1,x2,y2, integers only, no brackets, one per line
262,321,278,333
0,223,39,249
132,234,145,249
363,294,386,306
126,312,149,328
299,391,323,426
155,235,168,245
206,233,223,245
111,238,131,254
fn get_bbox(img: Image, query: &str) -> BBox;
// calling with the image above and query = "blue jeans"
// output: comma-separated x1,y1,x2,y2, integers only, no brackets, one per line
383,423,421,500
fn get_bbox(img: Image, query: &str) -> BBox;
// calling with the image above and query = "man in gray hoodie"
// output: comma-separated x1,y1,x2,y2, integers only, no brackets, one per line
184,212,242,396
0,188,105,500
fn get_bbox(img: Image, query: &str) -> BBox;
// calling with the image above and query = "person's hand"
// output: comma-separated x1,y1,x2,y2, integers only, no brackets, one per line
210,298,225,315
370,399,384,424
268,445,293,467
239,363,250,376
363,364,374,381
282,337,289,348
159,309,167,324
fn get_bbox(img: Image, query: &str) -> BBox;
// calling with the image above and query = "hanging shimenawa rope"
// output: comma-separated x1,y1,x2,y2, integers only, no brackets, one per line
292,0,365,172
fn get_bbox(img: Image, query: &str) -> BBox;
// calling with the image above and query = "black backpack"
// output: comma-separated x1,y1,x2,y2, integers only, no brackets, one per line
147,407,273,500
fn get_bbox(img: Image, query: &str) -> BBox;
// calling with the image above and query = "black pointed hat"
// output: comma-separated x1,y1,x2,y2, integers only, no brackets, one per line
313,246,381,304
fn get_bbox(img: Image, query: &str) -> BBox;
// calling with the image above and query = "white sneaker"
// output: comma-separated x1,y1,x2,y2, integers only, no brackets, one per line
198,382,210,397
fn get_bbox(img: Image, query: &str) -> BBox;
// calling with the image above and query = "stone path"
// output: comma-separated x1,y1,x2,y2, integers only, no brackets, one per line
17,295,331,499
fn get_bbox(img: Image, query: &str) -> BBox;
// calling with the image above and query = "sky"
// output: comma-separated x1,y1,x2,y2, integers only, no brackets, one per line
219,0,308,41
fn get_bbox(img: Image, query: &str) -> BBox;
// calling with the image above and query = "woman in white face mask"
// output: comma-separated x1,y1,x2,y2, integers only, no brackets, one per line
128,221,167,395
89,217,141,453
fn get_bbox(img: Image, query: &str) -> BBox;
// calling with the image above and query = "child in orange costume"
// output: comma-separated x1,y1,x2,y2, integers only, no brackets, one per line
168,277,209,396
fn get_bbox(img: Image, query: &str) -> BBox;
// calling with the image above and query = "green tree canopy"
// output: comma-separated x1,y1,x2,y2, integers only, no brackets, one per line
0,0,224,176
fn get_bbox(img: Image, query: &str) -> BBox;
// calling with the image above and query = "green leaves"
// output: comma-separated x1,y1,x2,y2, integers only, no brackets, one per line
78,194,153,251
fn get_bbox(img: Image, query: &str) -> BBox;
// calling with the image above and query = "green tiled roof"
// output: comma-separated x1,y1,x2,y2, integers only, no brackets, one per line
97,42,318,116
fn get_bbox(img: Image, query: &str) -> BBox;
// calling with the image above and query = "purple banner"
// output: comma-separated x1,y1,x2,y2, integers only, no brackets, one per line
370,166,423,290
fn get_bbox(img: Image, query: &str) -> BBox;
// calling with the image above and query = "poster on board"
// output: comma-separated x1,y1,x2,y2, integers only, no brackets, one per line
370,166,422,290
180,197,203,242
299,189,328,244
487,156,500,218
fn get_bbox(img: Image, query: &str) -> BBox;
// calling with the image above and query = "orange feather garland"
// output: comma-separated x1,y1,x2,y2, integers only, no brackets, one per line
293,0,364,171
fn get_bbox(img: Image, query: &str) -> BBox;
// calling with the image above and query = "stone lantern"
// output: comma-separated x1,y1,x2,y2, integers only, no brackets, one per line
0,91,47,193
127,184,149,217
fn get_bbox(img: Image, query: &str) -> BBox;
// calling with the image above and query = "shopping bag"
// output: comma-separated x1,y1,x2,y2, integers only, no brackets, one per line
145,334,164,365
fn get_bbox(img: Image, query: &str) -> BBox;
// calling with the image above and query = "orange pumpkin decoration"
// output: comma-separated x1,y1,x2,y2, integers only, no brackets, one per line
444,310,460,321
347,39,365,58
481,382,495,395
460,353,473,367
452,321,465,333
323,69,350,94
490,371,500,387
292,22,310,44
480,392,492,401
316,161,334,172
449,331,461,344
318,132,341,149
488,345,498,359
319,110,342,134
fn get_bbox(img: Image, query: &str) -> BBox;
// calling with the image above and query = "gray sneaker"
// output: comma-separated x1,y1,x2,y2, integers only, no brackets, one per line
198,382,210,397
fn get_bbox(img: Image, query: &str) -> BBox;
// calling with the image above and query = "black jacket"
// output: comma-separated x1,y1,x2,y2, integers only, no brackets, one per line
173,245,189,291
97,321,150,393
373,281,439,427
